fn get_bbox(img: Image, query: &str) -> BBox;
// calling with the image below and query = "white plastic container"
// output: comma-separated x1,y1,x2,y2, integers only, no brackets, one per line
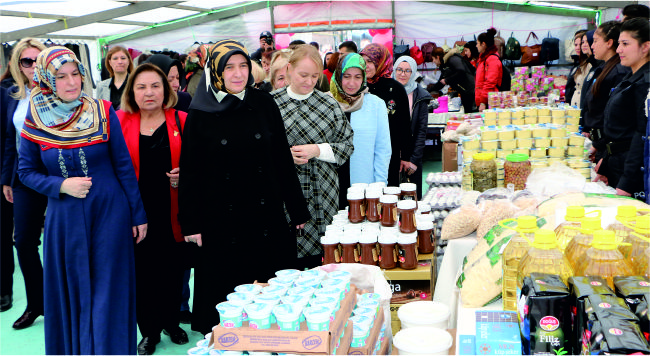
303,305,333,331
275,269,301,280
234,284,262,295
272,304,302,331
393,327,453,355
397,301,450,329
215,302,244,328
244,303,272,330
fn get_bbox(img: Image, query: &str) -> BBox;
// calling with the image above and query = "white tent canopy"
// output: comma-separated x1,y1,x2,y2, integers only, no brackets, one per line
0,0,637,85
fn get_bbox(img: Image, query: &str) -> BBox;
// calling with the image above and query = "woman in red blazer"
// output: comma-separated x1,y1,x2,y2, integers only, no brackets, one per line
117,63,188,355
475,28,503,112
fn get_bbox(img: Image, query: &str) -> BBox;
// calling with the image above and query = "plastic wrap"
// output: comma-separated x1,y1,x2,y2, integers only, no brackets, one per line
440,204,482,240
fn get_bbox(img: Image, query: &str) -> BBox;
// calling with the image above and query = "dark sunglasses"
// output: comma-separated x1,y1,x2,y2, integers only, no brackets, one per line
20,57,37,68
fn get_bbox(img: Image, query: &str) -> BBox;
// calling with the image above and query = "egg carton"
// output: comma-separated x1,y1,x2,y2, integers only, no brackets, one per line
425,172,462,187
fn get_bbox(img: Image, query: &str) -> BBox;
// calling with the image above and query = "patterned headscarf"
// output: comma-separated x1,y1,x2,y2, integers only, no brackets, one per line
206,39,254,95
329,53,368,113
392,56,419,94
360,43,393,84
31,46,94,129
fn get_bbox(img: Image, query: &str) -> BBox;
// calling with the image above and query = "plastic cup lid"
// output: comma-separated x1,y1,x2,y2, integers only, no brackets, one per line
379,194,398,204
397,232,417,245
347,190,364,200
397,200,417,210
378,229,398,244
275,269,301,279
226,292,254,304
417,220,434,230
351,183,369,189
368,182,387,189
365,188,382,199
400,182,417,191
359,231,378,244
383,187,401,195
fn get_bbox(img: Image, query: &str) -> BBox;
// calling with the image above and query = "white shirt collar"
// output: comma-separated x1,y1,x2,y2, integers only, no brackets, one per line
287,86,313,100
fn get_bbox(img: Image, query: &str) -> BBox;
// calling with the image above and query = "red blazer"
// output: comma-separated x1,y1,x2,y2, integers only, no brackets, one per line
117,108,187,242
475,46,502,107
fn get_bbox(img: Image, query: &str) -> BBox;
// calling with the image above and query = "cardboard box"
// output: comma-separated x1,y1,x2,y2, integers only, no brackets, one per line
348,306,385,355
387,279,433,305
378,335,391,355
210,285,357,354
442,142,458,172
335,322,353,355
389,304,401,336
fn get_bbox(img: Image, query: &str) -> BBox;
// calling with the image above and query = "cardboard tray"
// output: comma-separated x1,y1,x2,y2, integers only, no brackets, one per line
348,306,385,355
210,285,358,354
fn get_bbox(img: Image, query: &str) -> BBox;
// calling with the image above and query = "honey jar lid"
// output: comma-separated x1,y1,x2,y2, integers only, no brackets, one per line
473,152,495,161
506,153,529,162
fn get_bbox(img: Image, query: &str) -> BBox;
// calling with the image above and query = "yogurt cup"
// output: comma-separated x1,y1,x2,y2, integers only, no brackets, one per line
196,338,211,348
275,269,301,280
314,286,344,302
226,292,254,306
204,332,212,340
287,286,315,299
281,294,311,308
215,302,243,328
326,271,352,292
393,327,453,355
355,298,379,313
320,279,349,297
188,346,211,355
272,304,302,331
351,323,371,348
267,277,295,288
303,305,333,331
358,293,381,302
310,296,339,319
352,307,377,319
293,277,320,289
244,302,273,330
350,314,374,331
261,285,288,297
253,293,282,306
208,350,222,355
234,284,262,295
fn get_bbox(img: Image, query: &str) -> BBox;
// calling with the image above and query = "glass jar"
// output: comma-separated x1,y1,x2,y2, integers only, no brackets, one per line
470,153,497,192
504,153,531,191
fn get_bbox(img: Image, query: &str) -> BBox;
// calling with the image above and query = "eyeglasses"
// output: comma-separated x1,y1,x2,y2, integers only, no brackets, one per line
20,57,37,68
395,68,412,74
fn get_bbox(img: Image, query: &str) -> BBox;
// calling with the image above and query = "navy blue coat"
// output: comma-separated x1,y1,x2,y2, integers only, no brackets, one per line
1,86,20,187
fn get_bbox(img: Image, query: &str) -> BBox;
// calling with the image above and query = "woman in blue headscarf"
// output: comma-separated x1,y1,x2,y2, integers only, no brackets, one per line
18,46,147,355
393,56,432,199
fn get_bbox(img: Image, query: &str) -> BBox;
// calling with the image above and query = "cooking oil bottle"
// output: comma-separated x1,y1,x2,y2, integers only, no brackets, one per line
501,215,539,311
605,205,637,244
574,230,634,290
636,246,649,278
564,217,602,270
517,229,574,291
555,206,587,253
617,214,650,264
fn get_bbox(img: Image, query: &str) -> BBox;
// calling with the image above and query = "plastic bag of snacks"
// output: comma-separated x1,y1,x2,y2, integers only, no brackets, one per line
440,204,482,240
540,77,554,91
514,67,529,78
476,198,519,238
457,235,510,307
530,65,546,78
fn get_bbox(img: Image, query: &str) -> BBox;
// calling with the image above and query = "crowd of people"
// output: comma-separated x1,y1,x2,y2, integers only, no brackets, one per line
0,4,648,355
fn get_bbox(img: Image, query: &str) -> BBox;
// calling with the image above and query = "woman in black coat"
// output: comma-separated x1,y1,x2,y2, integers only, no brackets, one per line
360,43,414,187
430,46,476,113
178,40,310,335
393,56,433,199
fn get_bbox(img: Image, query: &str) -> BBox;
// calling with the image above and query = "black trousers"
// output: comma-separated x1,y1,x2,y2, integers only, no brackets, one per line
1,189,14,297
12,177,47,313
135,232,184,337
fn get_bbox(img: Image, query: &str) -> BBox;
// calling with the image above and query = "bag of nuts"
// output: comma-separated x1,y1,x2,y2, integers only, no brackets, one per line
441,204,482,240
476,199,519,239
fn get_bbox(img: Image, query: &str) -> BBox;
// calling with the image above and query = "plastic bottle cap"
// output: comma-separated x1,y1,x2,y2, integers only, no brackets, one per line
379,194,398,204
532,229,557,249
591,230,618,250
384,187,401,195
417,220,434,230
517,216,538,230
635,215,650,231
397,200,417,210
400,183,417,192
505,153,529,162
365,189,382,199
473,152,495,161
580,217,602,232
617,205,637,219
397,232,417,245
565,206,585,221
347,190,364,200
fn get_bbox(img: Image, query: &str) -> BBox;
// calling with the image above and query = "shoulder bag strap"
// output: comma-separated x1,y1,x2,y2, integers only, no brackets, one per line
175,110,182,138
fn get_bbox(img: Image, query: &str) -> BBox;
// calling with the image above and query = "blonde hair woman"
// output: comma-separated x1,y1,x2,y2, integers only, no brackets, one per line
272,44,354,269
1,37,47,329
269,49,291,90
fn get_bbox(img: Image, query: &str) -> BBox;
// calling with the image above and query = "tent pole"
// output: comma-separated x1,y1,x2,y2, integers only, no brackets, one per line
270,2,276,36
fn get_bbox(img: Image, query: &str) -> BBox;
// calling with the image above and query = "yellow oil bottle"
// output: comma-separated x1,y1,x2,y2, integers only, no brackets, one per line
555,206,585,253
617,215,650,265
501,216,539,311
517,229,574,291
605,205,637,244
574,230,634,290
564,217,602,270
636,247,649,278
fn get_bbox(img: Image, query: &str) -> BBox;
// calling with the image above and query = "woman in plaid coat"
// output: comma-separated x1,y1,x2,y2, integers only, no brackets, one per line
273,45,354,269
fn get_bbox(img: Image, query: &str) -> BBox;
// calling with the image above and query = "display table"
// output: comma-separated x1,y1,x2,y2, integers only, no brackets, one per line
428,108,465,126
432,234,477,329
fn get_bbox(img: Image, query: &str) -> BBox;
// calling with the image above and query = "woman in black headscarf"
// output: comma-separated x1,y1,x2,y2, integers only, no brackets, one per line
178,40,310,335
143,54,192,112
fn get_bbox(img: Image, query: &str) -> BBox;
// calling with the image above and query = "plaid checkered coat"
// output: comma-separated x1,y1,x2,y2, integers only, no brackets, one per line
273,88,354,258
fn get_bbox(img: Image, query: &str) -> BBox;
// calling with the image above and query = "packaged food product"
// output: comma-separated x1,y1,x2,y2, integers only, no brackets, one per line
480,127,498,141
441,204,482,240
551,137,568,147
574,230,635,289
471,153,497,193
515,127,533,139
499,139,516,150
480,140,498,151
476,199,519,239
459,135,480,150
566,108,580,118
550,108,565,118
568,134,585,146
512,108,525,119
551,117,566,125
567,276,614,354
524,107,538,117
555,206,588,252
498,118,511,126
566,116,580,125
513,148,530,156
533,137,550,148
527,148,545,159
537,116,552,124
566,145,583,157
484,118,497,126
530,160,547,169
512,118,525,126
550,127,566,138
524,116,538,125
496,149,512,159
484,109,498,120
564,216,602,269
458,236,510,307
517,137,533,148
517,230,573,294
536,106,551,116
504,154,531,190
532,125,549,138
586,318,650,354
518,273,571,355
498,128,515,141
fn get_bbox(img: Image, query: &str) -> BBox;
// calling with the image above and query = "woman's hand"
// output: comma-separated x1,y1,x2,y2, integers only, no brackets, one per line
478,103,486,112
400,161,417,175
296,223,306,230
588,147,597,162
166,167,180,188
2,185,13,203
185,233,203,247
133,223,148,243
440,79,446,85
290,144,320,165
60,177,92,198
582,132,591,139
616,188,631,197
